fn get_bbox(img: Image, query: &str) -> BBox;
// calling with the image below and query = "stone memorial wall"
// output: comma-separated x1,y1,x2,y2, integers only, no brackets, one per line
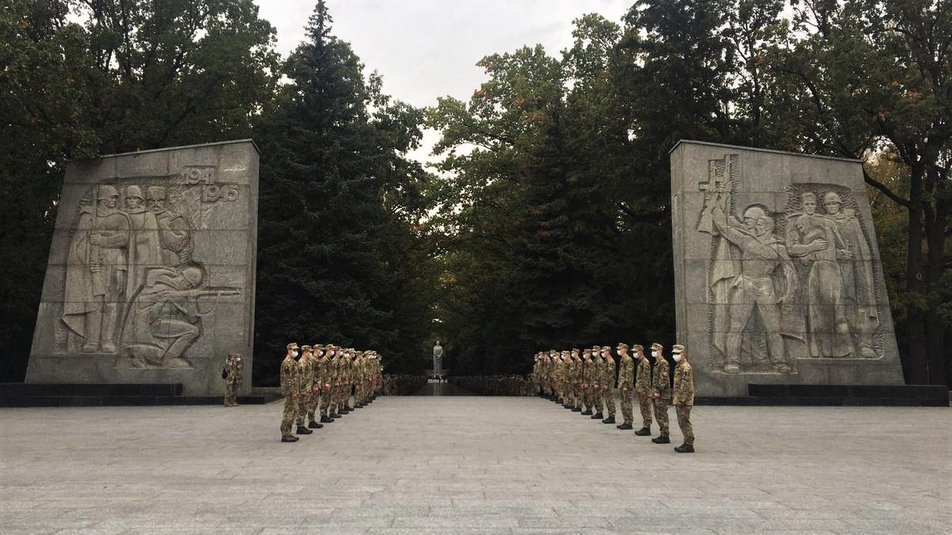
670,141,904,396
26,140,259,396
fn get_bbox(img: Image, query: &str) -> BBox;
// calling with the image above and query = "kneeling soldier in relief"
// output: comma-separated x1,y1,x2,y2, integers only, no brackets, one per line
672,344,695,453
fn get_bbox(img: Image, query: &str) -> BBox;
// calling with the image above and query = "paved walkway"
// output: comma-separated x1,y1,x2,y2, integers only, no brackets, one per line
1,396,949,534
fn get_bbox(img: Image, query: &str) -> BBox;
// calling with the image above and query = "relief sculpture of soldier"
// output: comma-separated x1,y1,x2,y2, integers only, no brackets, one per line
698,182,798,374
60,180,238,367
62,185,130,354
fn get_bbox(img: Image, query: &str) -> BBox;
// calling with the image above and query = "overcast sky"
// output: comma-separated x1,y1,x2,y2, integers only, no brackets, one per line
253,0,630,161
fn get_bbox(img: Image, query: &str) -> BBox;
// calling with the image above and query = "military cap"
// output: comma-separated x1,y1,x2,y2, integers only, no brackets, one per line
672,344,685,354
616,342,629,350
301,345,312,351
315,343,324,349
632,344,644,351
286,342,299,350
650,342,663,351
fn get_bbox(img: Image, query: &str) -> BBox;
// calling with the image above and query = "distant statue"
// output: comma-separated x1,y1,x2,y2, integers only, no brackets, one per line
432,341,444,380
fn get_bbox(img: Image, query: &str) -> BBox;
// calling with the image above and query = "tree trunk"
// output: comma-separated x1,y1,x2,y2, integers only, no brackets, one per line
924,180,949,387
903,163,928,384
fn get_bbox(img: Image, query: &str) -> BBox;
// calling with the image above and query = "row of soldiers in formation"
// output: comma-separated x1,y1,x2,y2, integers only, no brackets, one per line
279,342,384,442
531,342,695,453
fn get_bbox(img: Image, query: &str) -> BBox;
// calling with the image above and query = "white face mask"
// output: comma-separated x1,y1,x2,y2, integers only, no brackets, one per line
673,354,682,363
651,351,659,358
291,351,298,358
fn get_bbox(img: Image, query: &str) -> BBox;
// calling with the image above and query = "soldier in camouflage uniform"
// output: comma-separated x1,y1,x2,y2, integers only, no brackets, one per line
559,351,571,408
616,343,634,429
672,344,695,453
294,346,315,435
633,344,654,436
601,346,617,424
222,353,242,407
279,343,301,442
305,345,325,429
318,345,335,423
571,349,583,412
650,342,671,444
591,346,605,420
580,349,594,415
328,345,343,420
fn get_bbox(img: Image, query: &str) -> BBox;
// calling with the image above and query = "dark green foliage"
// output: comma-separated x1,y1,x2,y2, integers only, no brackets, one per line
253,1,435,385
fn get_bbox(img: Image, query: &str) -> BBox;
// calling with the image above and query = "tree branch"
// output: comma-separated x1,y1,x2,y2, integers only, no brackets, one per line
862,167,910,208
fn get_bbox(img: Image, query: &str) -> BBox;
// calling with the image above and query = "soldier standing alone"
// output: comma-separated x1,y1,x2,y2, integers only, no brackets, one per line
672,344,695,453
280,343,301,443
222,353,242,407
650,342,671,444
633,344,654,436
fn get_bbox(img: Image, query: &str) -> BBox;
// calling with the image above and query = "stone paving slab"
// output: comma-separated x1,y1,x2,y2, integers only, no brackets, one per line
0,396,949,534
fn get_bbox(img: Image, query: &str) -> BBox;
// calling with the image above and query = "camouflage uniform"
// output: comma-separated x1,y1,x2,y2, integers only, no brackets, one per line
571,350,583,411
634,345,654,432
591,349,604,418
296,347,316,428
223,353,242,407
616,344,634,427
279,343,300,440
650,342,671,441
672,345,695,449
580,350,594,414
601,348,616,421
318,346,334,422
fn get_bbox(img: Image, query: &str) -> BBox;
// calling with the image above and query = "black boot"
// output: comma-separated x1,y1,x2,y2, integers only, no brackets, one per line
331,412,342,419
591,412,603,419
571,407,582,412
281,435,299,443
295,426,313,435
674,443,695,453
581,409,592,416
651,434,670,444
616,422,633,430
307,420,323,429
634,427,651,436
320,415,333,423
602,416,616,424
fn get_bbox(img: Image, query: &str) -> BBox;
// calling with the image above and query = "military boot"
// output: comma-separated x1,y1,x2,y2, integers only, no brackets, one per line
651,434,670,444
331,412,342,419
591,412,603,419
616,422,633,430
296,426,313,435
581,409,592,416
307,420,323,429
281,435,299,443
571,407,582,412
602,415,616,424
674,444,695,453
320,415,333,423
634,427,651,436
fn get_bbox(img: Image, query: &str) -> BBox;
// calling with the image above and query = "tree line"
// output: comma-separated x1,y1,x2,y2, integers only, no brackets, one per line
0,0,949,388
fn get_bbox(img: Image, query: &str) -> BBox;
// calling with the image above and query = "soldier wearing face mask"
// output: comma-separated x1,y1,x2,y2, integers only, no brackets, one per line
633,344,654,436
650,342,671,444
672,344,695,453
280,343,301,442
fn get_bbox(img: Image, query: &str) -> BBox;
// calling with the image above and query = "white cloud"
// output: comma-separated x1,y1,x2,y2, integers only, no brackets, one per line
254,0,630,108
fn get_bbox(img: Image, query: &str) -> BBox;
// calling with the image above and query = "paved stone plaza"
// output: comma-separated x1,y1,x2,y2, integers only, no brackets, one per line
1,393,949,534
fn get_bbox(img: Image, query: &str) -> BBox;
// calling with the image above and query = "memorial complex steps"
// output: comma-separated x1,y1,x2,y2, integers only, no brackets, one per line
695,383,949,407
0,383,280,407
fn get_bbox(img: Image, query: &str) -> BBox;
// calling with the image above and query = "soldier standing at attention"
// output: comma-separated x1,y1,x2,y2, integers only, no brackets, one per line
280,343,301,443
591,346,605,420
571,349,583,412
601,346,617,424
615,343,634,430
580,349,594,415
222,353,242,407
305,345,324,429
672,344,695,453
294,346,314,436
318,345,334,423
633,344,654,436
650,342,671,444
